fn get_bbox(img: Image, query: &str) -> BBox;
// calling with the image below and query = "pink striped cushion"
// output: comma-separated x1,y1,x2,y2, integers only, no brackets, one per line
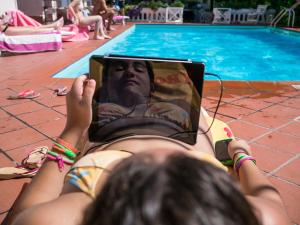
0,32,62,53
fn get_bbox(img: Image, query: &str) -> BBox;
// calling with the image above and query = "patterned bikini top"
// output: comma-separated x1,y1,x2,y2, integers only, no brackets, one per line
66,149,228,198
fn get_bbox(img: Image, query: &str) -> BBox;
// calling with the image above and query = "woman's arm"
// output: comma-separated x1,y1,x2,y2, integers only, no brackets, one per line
99,0,108,13
228,140,290,225
11,76,96,225
68,0,81,24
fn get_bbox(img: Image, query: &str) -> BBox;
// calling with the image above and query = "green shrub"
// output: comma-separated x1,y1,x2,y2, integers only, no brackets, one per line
139,0,168,10
213,0,299,26
171,0,184,7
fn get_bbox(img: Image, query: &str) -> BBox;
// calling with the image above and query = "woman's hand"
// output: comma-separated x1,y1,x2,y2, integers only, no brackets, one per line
228,139,252,160
64,75,96,135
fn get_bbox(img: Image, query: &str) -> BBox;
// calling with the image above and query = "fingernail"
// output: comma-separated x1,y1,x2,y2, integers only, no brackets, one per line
88,79,96,86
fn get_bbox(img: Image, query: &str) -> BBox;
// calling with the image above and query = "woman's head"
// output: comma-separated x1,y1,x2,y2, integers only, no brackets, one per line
100,59,155,107
83,152,260,225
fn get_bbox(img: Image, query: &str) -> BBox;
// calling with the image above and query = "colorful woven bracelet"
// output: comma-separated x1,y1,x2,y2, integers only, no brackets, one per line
235,154,248,165
48,150,75,164
235,156,256,175
232,151,248,162
53,143,77,159
56,138,79,154
46,154,74,172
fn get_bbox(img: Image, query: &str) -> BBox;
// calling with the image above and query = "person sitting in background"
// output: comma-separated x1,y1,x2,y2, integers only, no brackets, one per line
92,0,115,31
8,75,290,225
68,0,111,39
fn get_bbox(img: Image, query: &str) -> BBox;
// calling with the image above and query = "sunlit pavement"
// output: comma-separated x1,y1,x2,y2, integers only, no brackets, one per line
0,23,299,224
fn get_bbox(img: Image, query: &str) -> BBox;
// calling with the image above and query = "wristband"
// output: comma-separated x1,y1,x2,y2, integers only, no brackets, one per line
47,154,74,172
56,138,79,154
47,150,75,164
234,156,256,175
53,143,77,159
232,151,248,162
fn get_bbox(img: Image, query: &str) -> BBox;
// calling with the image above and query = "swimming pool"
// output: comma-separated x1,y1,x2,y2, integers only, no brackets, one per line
54,25,300,81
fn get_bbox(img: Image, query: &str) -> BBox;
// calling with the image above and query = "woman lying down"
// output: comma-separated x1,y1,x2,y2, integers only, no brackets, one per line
10,76,290,225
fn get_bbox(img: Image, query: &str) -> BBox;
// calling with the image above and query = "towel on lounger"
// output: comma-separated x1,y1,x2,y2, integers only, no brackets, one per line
61,24,89,42
6,10,41,27
113,15,129,22
6,10,89,42
0,32,62,53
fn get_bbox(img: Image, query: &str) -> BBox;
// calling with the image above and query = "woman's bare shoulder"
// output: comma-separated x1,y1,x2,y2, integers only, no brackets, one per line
246,196,290,225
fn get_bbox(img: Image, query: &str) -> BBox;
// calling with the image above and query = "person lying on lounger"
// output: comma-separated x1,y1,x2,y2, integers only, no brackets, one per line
69,0,111,40
0,14,64,36
10,75,290,225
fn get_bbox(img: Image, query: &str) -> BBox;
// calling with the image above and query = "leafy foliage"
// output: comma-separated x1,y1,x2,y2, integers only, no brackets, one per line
214,0,299,26
127,0,184,9
125,0,299,26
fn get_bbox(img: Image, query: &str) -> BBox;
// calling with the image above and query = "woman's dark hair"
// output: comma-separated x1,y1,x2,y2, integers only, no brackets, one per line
82,153,260,225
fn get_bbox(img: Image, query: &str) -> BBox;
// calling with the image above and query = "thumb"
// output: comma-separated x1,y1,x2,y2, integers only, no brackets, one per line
82,79,96,105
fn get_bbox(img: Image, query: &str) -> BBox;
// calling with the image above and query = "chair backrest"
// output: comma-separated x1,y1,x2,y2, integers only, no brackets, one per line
166,7,183,23
213,8,231,24
256,5,268,14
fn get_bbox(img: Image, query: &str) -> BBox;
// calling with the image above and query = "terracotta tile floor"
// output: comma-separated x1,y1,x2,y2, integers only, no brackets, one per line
0,24,300,225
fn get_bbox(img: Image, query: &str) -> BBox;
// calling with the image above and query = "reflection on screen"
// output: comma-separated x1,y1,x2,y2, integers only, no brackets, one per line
89,57,204,145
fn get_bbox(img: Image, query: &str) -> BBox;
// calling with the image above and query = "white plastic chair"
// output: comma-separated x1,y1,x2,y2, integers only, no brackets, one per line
212,8,232,24
166,7,183,23
247,5,268,24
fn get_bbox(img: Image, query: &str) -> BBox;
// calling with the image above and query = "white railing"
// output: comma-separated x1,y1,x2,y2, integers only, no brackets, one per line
231,9,269,24
231,9,254,24
131,7,183,23
271,0,300,27
213,8,267,24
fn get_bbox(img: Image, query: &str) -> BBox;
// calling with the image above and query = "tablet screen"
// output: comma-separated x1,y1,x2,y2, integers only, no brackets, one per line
89,55,205,145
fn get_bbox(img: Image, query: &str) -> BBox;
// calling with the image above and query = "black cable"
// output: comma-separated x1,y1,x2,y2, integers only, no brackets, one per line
199,72,224,135
169,72,224,137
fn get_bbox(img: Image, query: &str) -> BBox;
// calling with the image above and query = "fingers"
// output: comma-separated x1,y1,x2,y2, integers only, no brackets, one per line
68,75,95,106
71,75,88,97
82,79,96,105
228,140,251,157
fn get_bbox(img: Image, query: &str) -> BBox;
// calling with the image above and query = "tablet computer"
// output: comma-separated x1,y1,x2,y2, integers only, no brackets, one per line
89,54,205,145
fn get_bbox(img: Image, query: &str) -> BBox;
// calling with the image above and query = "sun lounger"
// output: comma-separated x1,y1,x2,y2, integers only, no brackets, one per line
0,32,62,55
113,15,130,25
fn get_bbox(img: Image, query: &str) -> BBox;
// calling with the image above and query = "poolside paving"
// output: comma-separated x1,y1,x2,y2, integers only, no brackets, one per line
0,24,300,225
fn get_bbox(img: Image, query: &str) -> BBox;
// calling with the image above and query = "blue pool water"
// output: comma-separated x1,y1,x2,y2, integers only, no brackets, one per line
54,25,300,81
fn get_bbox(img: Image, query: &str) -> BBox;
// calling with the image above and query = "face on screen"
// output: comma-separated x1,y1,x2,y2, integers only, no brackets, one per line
89,56,204,145
106,60,151,107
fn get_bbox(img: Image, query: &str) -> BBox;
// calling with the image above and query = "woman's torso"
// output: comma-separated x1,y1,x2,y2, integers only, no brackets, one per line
74,0,85,18
65,134,219,198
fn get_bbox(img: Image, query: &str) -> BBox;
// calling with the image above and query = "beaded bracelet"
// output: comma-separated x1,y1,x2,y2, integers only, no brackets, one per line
53,143,77,159
232,151,248,162
47,150,75,164
56,138,79,154
234,156,256,175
